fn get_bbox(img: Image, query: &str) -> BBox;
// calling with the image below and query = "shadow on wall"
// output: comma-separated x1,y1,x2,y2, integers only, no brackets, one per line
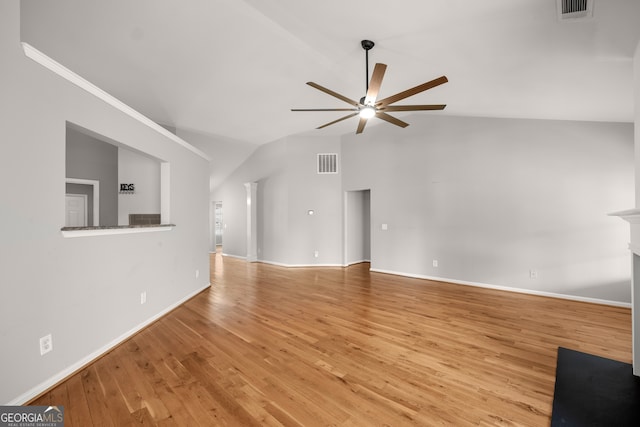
568,279,631,303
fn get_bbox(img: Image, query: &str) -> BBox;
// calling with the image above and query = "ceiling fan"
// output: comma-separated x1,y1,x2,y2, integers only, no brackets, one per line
292,40,448,134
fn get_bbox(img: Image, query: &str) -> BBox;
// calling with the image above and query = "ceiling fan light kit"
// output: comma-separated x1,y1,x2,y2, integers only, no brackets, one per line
359,105,376,119
292,40,448,134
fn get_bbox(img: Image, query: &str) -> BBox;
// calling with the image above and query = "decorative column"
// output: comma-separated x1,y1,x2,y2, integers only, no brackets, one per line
244,182,258,262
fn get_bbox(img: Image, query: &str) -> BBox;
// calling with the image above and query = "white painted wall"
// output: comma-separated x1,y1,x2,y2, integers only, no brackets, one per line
257,160,289,264
286,135,342,265
176,128,259,194
634,42,640,246
213,135,343,266
0,1,209,404
66,125,118,225
215,114,632,303
631,40,640,374
117,147,161,225
342,115,634,303
175,130,259,252
213,138,289,261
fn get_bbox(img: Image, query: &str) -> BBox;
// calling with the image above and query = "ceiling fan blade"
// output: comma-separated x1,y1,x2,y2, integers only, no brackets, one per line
306,82,360,107
356,117,368,134
292,108,358,112
375,112,409,128
376,76,448,107
316,112,359,129
381,104,446,112
364,63,387,105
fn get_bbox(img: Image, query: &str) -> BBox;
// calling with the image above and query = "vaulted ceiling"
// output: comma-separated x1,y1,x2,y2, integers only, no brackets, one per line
20,0,640,145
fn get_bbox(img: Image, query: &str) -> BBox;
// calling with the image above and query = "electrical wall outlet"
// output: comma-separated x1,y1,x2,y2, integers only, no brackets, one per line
529,269,538,279
195,269,200,279
40,334,52,356
140,291,147,304
433,260,438,268
314,250,319,258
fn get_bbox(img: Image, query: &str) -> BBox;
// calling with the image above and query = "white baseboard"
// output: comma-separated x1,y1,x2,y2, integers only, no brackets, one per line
223,255,360,268
259,259,344,268
8,283,211,405
221,253,246,260
370,268,631,308
346,259,371,266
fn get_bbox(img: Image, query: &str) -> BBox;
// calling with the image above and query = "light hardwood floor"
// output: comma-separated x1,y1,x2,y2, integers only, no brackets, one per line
32,252,632,426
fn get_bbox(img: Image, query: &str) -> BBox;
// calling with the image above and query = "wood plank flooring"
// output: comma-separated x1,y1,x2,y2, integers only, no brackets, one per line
31,252,632,426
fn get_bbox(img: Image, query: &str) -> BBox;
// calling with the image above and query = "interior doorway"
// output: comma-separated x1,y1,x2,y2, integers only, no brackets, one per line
215,202,223,247
211,201,223,253
344,189,371,266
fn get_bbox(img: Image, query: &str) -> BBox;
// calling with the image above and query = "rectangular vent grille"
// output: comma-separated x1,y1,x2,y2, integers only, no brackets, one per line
557,0,593,20
561,0,588,14
317,153,338,174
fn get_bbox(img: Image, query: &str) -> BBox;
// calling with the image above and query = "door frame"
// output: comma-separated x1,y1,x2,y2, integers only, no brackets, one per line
66,178,100,226
343,189,372,267
210,201,224,252
244,182,258,262
214,201,223,246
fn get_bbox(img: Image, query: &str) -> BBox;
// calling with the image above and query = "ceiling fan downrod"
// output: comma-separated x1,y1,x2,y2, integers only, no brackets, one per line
361,40,375,100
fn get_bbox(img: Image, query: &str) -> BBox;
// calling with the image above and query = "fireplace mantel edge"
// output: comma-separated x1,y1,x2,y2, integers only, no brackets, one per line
609,209,640,256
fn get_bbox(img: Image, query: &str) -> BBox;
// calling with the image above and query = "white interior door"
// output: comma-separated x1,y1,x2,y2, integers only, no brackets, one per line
65,194,88,227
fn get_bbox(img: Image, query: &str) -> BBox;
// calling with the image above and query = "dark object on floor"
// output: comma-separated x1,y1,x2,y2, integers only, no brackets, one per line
551,347,640,426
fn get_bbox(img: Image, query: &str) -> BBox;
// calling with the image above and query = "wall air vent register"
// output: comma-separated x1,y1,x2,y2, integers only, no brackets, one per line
317,153,338,174
557,0,593,21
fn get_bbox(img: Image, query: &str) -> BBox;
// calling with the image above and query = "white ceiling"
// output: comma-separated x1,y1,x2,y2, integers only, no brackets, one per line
20,0,640,145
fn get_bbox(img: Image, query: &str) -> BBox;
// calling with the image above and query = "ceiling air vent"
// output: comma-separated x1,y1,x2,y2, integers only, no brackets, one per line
317,153,338,174
557,0,593,21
